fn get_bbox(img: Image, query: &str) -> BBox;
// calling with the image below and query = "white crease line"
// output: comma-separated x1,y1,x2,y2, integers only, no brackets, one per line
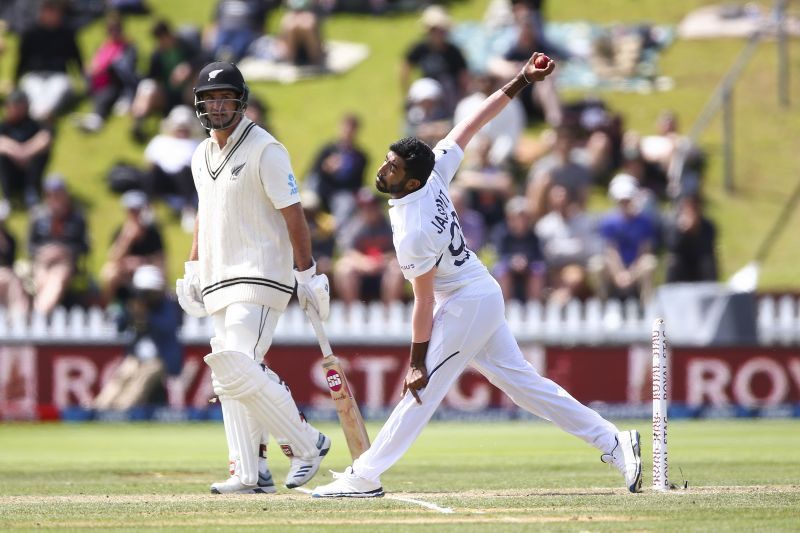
387,495,454,514
295,487,454,514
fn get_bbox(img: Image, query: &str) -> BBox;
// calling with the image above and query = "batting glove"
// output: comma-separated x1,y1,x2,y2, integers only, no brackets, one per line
295,262,330,321
176,260,208,317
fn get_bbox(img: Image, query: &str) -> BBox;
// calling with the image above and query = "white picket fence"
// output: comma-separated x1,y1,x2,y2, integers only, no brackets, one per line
1,295,799,346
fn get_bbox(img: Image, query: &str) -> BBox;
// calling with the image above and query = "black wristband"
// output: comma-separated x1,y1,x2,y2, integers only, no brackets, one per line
409,341,429,368
501,73,530,99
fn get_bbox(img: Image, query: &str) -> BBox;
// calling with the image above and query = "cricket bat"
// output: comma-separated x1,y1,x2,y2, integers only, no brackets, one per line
306,307,370,460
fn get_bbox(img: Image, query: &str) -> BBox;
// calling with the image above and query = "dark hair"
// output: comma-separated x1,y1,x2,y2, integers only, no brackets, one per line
151,19,171,38
341,112,359,127
389,137,435,185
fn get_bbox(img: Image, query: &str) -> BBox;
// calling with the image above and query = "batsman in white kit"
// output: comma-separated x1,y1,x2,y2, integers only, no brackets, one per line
313,52,642,498
176,62,332,494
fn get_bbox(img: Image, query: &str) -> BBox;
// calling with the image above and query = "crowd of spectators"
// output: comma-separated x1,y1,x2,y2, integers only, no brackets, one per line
0,0,720,331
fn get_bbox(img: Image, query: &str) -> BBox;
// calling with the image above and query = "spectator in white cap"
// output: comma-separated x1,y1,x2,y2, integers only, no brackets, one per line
401,4,469,115
100,190,165,305
589,173,658,303
405,77,451,147
95,264,185,411
143,105,203,232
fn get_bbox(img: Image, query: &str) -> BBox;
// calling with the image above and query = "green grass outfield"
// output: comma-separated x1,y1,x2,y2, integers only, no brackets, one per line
1,419,799,531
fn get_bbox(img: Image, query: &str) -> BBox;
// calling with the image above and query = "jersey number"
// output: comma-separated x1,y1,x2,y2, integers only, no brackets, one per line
448,210,470,267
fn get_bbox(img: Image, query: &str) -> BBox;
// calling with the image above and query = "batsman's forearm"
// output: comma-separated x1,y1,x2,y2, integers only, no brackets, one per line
281,203,314,271
189,215,199,261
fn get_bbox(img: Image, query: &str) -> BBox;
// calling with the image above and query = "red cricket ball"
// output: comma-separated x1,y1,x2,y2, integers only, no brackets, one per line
534,54,551,69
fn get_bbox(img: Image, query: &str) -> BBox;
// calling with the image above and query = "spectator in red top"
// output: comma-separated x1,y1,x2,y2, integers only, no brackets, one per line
333,188,404,306
74,14,138,133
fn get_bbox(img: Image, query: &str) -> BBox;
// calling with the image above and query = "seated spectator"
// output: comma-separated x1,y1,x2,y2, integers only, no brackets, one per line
74,14,139,133
130,20,200,142
590,175,658,303
490,196,545,302
333,188,404,307
638,110,705,198
450,184,486,253
455,135,515,234
300,189,335,280
142,105,203,231
0,90,52,208
205,0,275,62
320,0,386,14
404,77,451,148
100,191,165,305
279,0,325,67
453,73,525,168
94,265,184,411
401,5,469,114
28,175,90,314
306,113,367,222
487,2,563,126
664,193,718,283
15,0,83,123
564,99,624,183
535,184,600,305
0,201,29,319
620,132,668,200
526,124,593,222
107,0,151,14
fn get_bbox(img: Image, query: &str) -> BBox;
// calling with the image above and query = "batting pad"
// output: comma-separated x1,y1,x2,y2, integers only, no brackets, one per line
205,351,319,459
220,397,260,486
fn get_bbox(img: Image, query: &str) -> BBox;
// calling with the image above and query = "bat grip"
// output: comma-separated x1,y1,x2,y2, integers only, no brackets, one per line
305,306,333,357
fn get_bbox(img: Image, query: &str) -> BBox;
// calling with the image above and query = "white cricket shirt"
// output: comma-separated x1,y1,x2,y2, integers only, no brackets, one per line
191,117,299,314
388,138,489,295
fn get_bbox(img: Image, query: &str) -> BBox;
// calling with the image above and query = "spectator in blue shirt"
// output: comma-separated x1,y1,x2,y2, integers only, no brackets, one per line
591,174,658,302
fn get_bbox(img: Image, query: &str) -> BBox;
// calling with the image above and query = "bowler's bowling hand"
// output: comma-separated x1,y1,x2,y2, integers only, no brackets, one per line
402,365,428,404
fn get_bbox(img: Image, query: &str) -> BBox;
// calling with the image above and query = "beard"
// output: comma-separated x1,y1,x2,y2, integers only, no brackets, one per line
375,175,388,193
375,175,406,194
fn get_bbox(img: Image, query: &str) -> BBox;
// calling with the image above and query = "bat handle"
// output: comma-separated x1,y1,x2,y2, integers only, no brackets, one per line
305,306,333,357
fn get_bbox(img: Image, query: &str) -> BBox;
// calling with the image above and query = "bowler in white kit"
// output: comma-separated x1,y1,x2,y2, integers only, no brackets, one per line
312,52,642,498
176,61,332,494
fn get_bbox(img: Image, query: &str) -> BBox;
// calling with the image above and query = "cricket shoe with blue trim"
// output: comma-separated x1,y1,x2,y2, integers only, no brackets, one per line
601,429,642,493
210,457,277,494
311,466,384,498
284,432,331,489
210,474,276,494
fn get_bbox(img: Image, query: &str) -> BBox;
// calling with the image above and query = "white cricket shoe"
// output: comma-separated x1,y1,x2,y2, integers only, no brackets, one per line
311,466,384,498
601,429,642,493
284,432,331,489
210,474,276,494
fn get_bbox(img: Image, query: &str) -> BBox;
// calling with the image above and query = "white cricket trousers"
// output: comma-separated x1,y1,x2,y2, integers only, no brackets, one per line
352,276,619,482
210,302,281,359
209,302,287,479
